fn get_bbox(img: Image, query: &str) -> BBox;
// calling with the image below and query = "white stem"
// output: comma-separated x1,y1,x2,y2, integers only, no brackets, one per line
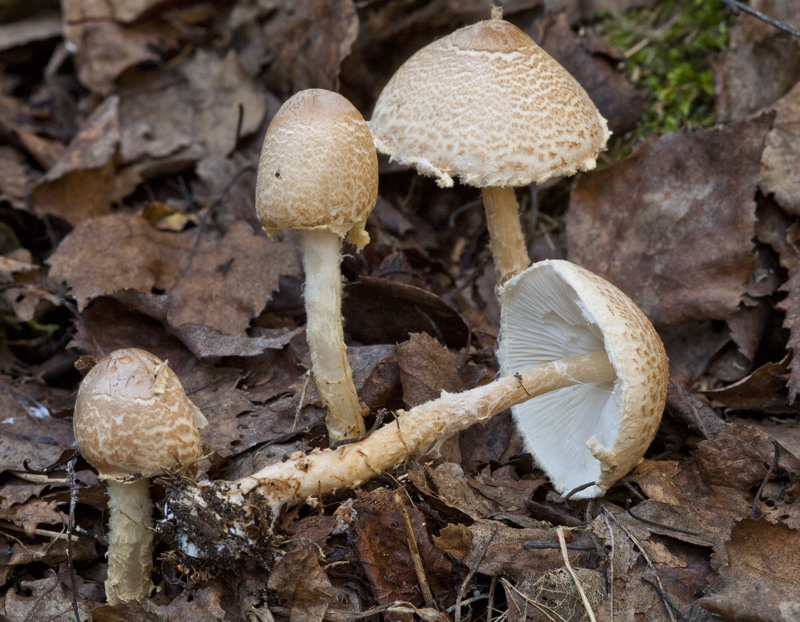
224,351,615,511
105,478,154,604
482,186,531,289
300,229,365,442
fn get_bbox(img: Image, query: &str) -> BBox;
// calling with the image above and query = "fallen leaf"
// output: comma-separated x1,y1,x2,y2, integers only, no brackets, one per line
267,546,335,622
47,213,301,335
30,95,119,224
693,423,800,491
698,518,800,621
714,1,800,122
0,146,37,208
397,332,464,408
231,0,359,96
433,519,597,584
703,355,799,414
62,0,182,94
3,571,94,622
0,376,75,473
0,12,62,53
567,116,772,326
761,80,800,216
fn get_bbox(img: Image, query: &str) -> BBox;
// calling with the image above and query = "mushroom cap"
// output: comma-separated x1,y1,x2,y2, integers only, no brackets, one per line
255,89,379,249
368,16,610,189
497,260,668,499
73,348,208,482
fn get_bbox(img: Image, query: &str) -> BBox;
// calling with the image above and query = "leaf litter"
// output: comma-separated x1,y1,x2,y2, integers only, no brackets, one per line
2,0,800,620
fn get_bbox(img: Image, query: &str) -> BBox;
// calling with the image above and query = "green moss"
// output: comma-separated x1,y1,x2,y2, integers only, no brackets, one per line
595,0,734,136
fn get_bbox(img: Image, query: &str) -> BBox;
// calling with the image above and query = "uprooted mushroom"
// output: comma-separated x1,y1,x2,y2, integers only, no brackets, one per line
164,260,668,558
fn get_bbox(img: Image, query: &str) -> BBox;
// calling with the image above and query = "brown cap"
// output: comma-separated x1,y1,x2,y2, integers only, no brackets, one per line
255,89,379,250
73,348,208,482
368,15,610,189
498,260,668,498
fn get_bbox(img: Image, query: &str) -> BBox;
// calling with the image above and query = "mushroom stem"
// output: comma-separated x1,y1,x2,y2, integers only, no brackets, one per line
299,228,366,442
105,478,154,605
224,350,615,510
481,186,531,288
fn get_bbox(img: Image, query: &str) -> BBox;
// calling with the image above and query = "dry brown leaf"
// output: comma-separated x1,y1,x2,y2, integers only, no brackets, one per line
698,518,800,621
704,355,798,414
351,488,453,614
30,95,119,224
267,546,335,622
433,519,596,584
714,1,800,122
47,213,301,335
62,0,182,94
0,12,62,53
693,423,800,491
568,116,772,326
761,81,800,216
0,145,37,208
4,572,94,622
230,0,358,97
0,376,75,473
397,332,464,408
117,49,266,194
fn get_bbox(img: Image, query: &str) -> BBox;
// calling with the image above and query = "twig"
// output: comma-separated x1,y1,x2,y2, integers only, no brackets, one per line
293,370,312,432
626,502,713,544
719,0,800,38
603,508,677,622
751,440,780,519
67,455,81,622
601,510,615,622
500,578,560,622
641,579,687,621
556,527,597,622
563,481,595,501
393,491,438,610
455,524,496,622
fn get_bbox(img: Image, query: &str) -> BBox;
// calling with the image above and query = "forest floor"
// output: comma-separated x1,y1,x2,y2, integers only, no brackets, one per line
1,0,800,620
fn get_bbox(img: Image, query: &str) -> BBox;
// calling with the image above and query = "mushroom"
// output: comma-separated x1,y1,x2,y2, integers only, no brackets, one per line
497,260,669,498
368,8,610,288
72,348,207,604
173,261,666,546
255,89,379,443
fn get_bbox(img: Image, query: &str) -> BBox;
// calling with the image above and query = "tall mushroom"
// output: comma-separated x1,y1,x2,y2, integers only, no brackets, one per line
368,8,609,288
255,89,378,443
172,261,667,548
73,348,207,604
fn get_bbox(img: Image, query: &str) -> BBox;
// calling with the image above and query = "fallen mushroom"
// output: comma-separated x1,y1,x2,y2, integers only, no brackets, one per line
497,260,669,498
169,261,666,556
255,88,379,443
72,348,207,604
368,8,609,288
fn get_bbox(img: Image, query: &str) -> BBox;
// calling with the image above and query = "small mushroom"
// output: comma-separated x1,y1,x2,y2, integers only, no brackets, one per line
368,8,609,288
497,260,669,498
73,348,207,604
255,89,379,443
175,262,666,542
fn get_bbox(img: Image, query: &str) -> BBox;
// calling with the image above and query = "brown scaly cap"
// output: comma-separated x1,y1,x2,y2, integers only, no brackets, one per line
73,348,207,482
368,15,610,188
255,89,379,249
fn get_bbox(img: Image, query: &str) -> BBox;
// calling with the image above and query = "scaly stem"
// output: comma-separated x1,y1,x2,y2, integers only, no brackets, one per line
482,186,531,289
105,478,153,604
300,229,365,442
225,351,615,510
